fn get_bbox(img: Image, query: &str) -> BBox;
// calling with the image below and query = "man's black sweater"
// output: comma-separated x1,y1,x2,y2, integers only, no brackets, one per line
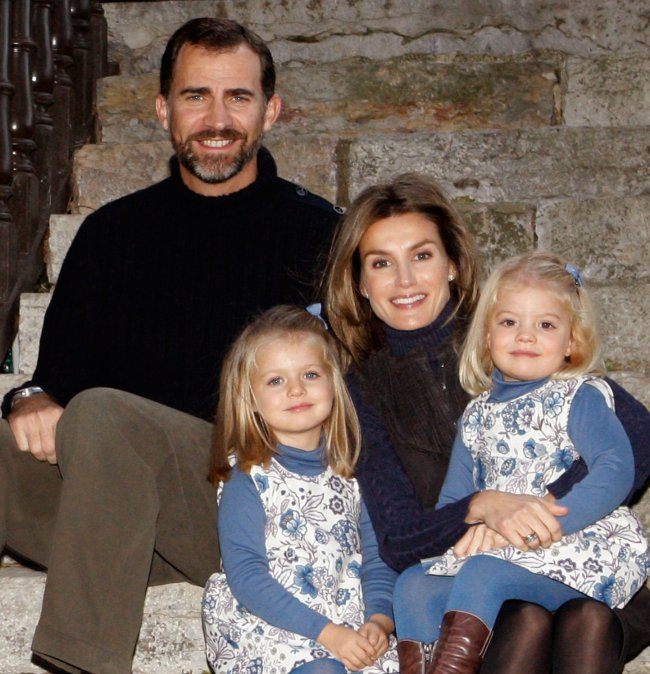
26,150,338,421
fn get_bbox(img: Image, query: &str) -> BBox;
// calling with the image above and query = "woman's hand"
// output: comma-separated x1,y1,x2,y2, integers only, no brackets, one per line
358,614,393,659
466,491,568,550
453,523,509,557
318,623,376,670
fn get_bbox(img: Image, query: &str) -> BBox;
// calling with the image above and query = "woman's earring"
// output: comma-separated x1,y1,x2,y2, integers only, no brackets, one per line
360,287,369,298
448,274,455,282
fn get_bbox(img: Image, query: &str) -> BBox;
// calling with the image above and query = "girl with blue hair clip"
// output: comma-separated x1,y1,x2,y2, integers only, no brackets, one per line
393,252,649,674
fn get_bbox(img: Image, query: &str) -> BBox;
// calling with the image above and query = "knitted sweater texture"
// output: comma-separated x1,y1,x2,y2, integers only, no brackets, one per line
24,150,338,420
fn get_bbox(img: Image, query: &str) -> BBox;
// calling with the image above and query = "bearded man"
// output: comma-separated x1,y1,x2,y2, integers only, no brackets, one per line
0,18,338,674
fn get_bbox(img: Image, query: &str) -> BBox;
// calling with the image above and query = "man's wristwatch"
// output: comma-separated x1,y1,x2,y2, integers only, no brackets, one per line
10,386,45,408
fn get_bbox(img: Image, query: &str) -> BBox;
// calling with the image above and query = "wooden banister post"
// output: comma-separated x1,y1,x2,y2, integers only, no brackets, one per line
0,0,15,304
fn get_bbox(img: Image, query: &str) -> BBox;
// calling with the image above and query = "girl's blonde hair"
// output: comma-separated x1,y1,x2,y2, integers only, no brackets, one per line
460,251,603,395
208,305,361,484
323,173,480,365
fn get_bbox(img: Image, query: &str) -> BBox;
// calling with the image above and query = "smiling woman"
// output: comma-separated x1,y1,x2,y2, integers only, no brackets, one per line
322,173,650,674
358,213,457,332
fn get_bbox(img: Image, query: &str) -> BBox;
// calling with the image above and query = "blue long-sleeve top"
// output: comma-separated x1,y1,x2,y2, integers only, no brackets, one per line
218,443,397,643
437,372,634,535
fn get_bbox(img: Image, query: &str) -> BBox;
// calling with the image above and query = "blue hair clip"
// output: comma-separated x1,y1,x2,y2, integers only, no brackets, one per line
306,303,329,330
564,263,583,288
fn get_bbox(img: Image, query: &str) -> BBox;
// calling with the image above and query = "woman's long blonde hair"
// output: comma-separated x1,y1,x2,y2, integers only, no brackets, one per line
323,173,480,365
460,252,604,395
208,305,361,484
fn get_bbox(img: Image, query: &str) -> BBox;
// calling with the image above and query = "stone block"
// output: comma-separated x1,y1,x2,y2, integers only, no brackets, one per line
457,201,535,271
102,1,650,75
535,196,650,283
15,294,50,377
564,56,650,127
72,141,172,215
72,136,339,213
609,372,650,412
279,57,557,134
97,58,557,144
266,135,339,205
97,74,161,144
46,215,85,285
346,127,650,204
0,567,208,674
0,373,29,403
592,283,650,373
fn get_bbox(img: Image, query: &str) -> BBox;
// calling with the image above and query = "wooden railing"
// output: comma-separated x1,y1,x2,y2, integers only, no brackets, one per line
0,0,108,362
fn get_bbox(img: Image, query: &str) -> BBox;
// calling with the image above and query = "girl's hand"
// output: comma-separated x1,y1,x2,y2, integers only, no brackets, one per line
453,523,509,558
358,614,393,658
318,623,376,671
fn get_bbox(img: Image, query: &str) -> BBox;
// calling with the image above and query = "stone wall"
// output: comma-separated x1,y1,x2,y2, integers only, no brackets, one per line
98,0,650,403
1,2,649,672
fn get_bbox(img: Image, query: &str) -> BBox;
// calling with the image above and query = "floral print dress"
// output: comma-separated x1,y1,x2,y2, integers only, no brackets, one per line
426,376,649,609
202,457,398,674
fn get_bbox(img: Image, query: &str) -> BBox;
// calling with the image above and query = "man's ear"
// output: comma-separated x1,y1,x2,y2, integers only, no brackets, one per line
262,95,282,132
155,95,170,131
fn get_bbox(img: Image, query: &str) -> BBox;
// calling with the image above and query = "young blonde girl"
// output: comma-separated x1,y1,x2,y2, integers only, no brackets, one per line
392,252,649,674
202,305,398,674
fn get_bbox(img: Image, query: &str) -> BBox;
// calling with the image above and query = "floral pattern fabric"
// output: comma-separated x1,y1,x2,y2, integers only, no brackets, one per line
426,376,649,609
202,459,398,674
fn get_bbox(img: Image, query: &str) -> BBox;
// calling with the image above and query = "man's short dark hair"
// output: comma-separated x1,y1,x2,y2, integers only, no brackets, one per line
159,17,276,101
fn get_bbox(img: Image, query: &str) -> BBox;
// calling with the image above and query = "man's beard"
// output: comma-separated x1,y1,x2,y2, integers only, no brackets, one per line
172,127,263,185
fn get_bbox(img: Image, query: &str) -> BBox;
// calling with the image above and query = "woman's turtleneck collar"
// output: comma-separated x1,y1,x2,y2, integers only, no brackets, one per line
488,369,550,402
275,441,328,477
168,145,277,209
382,299,459,357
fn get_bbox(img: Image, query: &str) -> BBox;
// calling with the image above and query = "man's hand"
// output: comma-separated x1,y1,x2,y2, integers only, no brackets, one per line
318,623,376,670
8,393,64,464
358,614,393,659
453,523,509,558
467,490,568,550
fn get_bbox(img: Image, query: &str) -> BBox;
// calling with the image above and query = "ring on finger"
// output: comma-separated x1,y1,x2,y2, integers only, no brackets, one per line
523,532,538,544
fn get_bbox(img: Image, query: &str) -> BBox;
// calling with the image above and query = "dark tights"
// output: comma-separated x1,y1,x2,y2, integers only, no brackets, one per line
482,601,552,674
481,599,624,674
553,599,625,674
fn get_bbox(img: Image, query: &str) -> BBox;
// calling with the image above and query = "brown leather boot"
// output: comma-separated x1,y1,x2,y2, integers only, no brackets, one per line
429,610,492,674
397,639,436,674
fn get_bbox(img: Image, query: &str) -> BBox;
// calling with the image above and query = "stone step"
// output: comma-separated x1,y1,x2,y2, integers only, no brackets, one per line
97,57,560,145
1,562,648,673
12,294,50,378
347,126,650,204
45,215,85,285
564,56,650,127
12,189,650,384
102,1,650,77
8,287,649,391
0,565,207,674
97,53,650,147
72,125,650,216
70,136,339,214
0,373,29,404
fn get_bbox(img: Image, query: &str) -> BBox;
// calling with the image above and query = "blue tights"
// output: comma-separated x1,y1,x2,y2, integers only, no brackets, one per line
290,659,346,674
394,555,586,642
